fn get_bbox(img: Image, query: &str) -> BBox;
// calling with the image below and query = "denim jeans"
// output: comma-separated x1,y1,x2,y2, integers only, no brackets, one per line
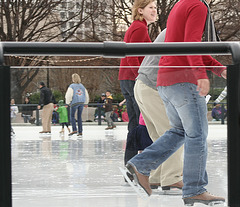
128,83,208,198
70,104,84,133
120,80,140,133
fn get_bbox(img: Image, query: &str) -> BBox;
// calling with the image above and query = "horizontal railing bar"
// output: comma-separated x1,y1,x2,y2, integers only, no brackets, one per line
10,65,227,69
1,41,236,57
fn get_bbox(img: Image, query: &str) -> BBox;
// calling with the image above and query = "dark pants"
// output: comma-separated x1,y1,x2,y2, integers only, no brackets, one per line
120,80,140,132
61,122,69,128
120,80,140,164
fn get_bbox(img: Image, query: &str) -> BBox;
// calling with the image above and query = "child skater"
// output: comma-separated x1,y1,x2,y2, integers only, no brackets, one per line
56,100,71,134
126,113,153,155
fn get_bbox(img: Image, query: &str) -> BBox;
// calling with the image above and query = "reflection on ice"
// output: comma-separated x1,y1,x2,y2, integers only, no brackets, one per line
12,125,227,207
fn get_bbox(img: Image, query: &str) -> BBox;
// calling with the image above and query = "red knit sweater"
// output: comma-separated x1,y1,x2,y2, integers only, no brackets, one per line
119,19,151,81
157,0,225,87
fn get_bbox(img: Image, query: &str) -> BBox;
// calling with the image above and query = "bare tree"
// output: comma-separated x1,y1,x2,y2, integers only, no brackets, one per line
0,0,96,102
211,0,240,41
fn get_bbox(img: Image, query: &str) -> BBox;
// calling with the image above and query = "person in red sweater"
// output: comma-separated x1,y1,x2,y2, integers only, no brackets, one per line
126,0,226,205
119,0,157,166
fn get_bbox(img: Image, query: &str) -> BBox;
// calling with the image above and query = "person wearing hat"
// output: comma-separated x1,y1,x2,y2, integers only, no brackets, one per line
37,82,56,134
56,100,71,134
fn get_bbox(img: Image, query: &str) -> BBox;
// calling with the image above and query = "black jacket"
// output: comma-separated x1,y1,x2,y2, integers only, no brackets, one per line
39,86,56,106
22,101,34,116
104,96,113,112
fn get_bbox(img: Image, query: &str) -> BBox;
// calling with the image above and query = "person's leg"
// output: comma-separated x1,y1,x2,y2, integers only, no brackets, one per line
77,104,84,134
23,115,27,123
109,111,115,127
120,80,140,165
105,111,112,127
134,80,183,187
120,80,140,132
41,105,48,131
70,105,77,132
26,115,31,123
159,83,208,197
46,103,54,132
129,83,208,198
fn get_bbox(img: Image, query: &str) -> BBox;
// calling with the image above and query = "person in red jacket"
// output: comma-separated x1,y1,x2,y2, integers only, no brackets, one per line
126,0,226,205
119,0,157,166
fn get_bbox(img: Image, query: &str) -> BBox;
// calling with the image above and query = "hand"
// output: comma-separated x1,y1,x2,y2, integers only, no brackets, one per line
221,70,227,79
197,79,210,97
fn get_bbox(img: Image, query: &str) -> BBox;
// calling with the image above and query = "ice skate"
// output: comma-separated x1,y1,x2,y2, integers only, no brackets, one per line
162,181,183,191
183,192,225,206
68,131,77,136
39,131,51,138
105,126,113,130
119,167,149,198
125,163,152,196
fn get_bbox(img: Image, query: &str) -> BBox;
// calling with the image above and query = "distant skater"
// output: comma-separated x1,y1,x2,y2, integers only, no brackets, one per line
65,73,89,136
38,82,56,134
56,100,71,134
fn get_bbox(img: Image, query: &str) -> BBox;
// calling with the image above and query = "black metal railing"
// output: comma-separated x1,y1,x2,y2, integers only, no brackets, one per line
1,41,240,207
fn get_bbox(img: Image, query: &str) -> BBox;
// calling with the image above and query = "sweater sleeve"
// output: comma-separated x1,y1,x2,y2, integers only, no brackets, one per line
65,87,73,105
202,55,226,76
84,88,89,104
215,86,227,103
184,4,209,80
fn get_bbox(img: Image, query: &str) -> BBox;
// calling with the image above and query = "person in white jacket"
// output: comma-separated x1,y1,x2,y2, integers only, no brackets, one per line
10,98,19,135
215,86,227,103
65,73,89,136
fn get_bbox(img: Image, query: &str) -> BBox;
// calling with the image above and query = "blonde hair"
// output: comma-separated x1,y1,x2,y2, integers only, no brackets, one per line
72,73,81,84
132,0,155,21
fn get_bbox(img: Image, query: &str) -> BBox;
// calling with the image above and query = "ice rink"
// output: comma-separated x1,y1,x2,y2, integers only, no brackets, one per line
11,124,227,207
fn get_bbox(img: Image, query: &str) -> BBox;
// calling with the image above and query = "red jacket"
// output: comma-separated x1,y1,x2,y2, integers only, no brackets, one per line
119,19,151,81
157,0,225,87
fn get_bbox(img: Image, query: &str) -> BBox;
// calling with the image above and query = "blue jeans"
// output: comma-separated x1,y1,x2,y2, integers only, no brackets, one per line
70,104,84,133
128,83,208,198
120,80,140,132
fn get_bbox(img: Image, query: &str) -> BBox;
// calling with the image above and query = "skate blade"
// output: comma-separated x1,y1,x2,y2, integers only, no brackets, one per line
39,133,51,138
184,200,225,206
119,167,149,199
160,187,182,195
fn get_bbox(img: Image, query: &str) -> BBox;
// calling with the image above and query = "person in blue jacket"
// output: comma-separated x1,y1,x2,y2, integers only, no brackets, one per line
65,73,89,136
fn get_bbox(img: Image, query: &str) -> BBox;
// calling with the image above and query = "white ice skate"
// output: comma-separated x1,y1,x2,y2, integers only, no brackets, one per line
119,167,149,199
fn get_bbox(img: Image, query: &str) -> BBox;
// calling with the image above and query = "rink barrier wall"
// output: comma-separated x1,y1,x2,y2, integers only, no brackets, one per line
0,41,240,207
11,102,227,125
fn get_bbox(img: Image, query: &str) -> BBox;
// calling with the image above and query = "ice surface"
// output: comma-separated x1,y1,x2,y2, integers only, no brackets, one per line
11,124,227,207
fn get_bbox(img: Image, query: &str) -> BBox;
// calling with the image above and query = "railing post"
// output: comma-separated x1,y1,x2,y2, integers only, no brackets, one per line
221,103,225,125
98,105,102,125
36,108,40,126
0,65,12,207
227,63,240,207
